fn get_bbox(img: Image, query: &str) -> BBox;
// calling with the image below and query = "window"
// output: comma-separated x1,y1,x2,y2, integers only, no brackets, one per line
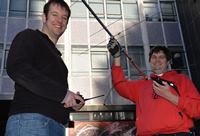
91,47,109,72
143,1,160,21
0,44,9,76
89,0,104,18
169,46,188,75
29,0,45,18
9,0,27,17
71,45,90,74
106,0,122,19
0,44,3,70
123,0,139,21
3,45,10,75
128,46,146,79
71,0,87,18
0,0,7,16
160,1,177,22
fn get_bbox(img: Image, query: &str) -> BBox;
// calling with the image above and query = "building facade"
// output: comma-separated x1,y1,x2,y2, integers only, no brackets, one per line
175,0,200,132
0,0,191,105
176,0,200,90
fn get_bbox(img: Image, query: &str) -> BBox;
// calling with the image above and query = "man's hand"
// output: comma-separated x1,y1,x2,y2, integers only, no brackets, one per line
153,81,179,105
107,37,121,58
62,91,85,111
71,92,85,111
153,81,170,98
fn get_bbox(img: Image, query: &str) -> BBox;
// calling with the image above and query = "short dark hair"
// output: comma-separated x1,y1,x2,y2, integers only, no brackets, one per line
43,0,71,19
149,46,171,61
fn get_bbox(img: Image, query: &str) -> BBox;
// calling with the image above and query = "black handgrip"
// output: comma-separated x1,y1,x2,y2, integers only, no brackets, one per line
151,76,180,96
75,99,81,104
75,94,104,104
75,94,84,104
151,76,165,85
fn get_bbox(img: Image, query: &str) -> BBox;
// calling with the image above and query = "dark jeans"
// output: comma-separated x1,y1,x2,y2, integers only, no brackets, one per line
5,113,66,136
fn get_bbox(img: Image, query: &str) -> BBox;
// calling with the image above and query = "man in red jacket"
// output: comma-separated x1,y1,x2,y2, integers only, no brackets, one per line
107,38,200,136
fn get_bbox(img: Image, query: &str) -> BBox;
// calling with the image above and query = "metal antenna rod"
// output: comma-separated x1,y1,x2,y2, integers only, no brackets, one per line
81,0,147,79
81,0,113,37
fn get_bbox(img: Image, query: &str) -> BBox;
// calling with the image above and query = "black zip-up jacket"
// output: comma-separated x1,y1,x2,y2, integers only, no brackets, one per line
7,29,71,124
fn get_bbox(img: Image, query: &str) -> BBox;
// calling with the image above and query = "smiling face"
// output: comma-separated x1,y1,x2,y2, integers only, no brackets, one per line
42,3,69,41
149,50,169,75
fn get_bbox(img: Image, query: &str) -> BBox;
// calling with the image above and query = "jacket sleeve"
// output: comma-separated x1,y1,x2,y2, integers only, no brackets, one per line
7,30,67,103
177,75,200,119
111,65,139,102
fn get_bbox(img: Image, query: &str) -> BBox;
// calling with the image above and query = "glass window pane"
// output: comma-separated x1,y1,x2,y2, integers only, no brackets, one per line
3,44,10,75
147,23,164,44
160,1,177,22
164,23,182,44
2,77,15,94
71,1,87,18
0,19,6,42
0,0,7,16
9,0,27,17
0,44,3,69
7,18,26,43
124,0,137,2
89,2,104,18
91,51,108,71
143,2,160,21
72,46,90,73
143,0,157,2
107,0,121,19
128,46,146,79
29,0,45,18
89,0,103,2
28,19,43,30
71,77,90,98
123,3,139,21
169,46,188,75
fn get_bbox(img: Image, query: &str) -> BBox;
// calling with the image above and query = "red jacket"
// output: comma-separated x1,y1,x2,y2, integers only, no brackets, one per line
112,65,200,136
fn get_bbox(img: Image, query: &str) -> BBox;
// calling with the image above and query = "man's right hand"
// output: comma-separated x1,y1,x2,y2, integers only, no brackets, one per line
62,90,85,110
107,37,121,58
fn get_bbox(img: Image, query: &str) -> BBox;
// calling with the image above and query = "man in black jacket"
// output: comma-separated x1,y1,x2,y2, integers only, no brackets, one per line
5,0,85,136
